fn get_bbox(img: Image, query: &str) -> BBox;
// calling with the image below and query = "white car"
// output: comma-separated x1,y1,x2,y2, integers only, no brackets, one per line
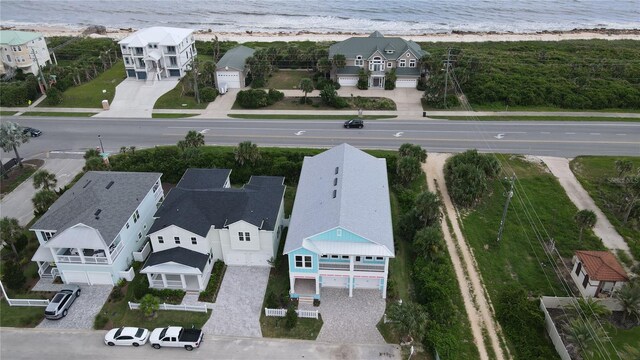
104,327,150,347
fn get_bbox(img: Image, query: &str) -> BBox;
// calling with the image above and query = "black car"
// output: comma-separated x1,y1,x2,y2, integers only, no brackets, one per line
344,119,364,128
23,127,42,137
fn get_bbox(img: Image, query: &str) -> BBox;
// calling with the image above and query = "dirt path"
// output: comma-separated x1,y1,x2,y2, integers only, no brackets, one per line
424,153,510,360
540,157,631,256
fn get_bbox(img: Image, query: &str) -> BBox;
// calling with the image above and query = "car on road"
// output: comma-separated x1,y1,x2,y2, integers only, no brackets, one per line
104,327,150,347
149,326,203,351
44,285,80,320
344,118,364,128
22,127,42,137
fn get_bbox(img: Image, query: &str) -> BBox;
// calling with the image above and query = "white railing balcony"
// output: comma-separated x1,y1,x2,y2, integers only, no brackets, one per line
150,279,183,289
56,255,83,263
354,264,385,272
110,241,125,261
84,255,109,264
133,242,151,262
319,262,350,271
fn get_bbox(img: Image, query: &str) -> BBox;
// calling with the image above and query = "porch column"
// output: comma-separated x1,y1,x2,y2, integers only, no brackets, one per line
349,256,354,272
382,277,388,299
384,257,389,274
349,275,353,297
78,248,85,263
180,274,186,289
315,275,320,295
146,273,154,287
197,275,204,291
36,261,44,276
289,276,295,294
161,273,167,288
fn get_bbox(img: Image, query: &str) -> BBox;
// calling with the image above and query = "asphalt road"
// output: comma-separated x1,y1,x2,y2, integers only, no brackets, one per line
0,328,400,360
2,116,639,159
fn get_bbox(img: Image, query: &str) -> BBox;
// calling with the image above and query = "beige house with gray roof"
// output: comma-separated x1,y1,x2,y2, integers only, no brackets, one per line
215,45,255,91
328,31,427,88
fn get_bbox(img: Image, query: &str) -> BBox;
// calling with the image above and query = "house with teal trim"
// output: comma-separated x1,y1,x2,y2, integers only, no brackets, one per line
283,144,394,301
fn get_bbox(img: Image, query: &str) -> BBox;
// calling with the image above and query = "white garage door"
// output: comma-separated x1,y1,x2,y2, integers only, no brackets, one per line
87,272,114,285
63,271,89,284
216,72,241,89
354,277,380,289
225,251,269,266
395,79,417,88
338,77,358,86
321,275,348,288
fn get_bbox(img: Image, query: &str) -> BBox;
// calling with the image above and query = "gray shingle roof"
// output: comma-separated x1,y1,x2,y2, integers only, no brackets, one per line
142,247,208,271
216,45,255,71
176,168,230,190
283,144,394,255
30,171,161,245
329,31,426,60
149,169,285,237
396,67,421,76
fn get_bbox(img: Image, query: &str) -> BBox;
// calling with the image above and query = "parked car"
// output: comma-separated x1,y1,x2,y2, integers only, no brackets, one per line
44,285,80,320
104,327,150,347
22,127,42,137
344,118,364,128
149,326,203,351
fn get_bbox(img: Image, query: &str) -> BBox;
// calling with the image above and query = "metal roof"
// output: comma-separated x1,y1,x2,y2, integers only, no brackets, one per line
329,31,426,60
216,45,255,71
283,144,394,257
118,27,194,47
0,30,42,46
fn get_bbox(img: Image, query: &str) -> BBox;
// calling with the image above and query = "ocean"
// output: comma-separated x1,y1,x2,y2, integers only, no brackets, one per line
1,0,639,35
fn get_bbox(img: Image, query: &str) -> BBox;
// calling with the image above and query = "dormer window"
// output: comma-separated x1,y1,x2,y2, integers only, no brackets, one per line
385,50,394,54
354,55,363,67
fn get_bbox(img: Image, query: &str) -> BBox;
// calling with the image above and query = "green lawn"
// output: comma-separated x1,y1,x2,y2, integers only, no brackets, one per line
428,115,640,122
228,114,396,120
0,111,18,116
21,112,97,117
1,166,36,195
153,81,209,110
570,156,640,260
44,61,126,108
472,104,640,113
232,96,396,111
0,299,45,327
151,113,198,118
264,70,313,89
602,322,640,359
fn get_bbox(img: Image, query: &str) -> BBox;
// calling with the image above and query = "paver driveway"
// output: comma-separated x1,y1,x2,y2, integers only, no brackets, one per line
202,266,270,337
313,288,386,344
37,285,112,329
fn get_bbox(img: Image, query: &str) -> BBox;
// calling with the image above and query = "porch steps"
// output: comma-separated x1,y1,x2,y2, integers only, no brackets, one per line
185,290,200,296
298,296,314,305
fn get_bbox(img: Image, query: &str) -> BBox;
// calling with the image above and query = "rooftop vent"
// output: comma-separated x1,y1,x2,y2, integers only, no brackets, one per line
335,167,339,175
82,180,92,188
105,181,114,189
332,189,337,199
94,209,102,219
333,178,338,186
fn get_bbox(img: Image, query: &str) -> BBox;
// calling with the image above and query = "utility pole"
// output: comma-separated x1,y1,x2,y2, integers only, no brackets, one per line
443,47,452,108
31,47,48,92
497,176,515,242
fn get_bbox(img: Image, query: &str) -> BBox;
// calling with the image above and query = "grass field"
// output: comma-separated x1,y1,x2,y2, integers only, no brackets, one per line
602,322,640,359
232,96,396,111
264,70,313,89
44,61,125,108
21,112,97,117
428,115,640,122
153,81,209,109
0,111,18,116
570,156,640,260
0,299,45,327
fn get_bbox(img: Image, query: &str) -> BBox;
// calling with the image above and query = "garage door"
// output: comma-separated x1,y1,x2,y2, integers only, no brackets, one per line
87,272,114,285
338,77,358,87
395,79,417,88
354,277,381,289
217,72,241,88
225,251,269,266
63,271,89,284
321,275,348,288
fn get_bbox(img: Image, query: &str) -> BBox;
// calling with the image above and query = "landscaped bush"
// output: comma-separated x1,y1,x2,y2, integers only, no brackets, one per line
94,313,109,329
236,88,284,108
0,75,40,107
444,150,501,208
45,87,63,105
199,260,226,302
200,87,219,102
147,288,185,304
284,305,298,329
2,260,26,290
351,96,396,110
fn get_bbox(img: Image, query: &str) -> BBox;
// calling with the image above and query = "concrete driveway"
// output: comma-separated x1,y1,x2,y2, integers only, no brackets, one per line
311,288,386,344
202,266,270,337
0,158,85,226
37,285,112,329
93,78,178,118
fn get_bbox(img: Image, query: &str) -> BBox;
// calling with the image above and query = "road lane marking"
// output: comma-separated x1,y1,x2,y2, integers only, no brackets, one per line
393,132,404,137
565,132,576,135
199,129,210,134
295,131,306,136
494,133,505,139
590,133,601,135
616,133,627,136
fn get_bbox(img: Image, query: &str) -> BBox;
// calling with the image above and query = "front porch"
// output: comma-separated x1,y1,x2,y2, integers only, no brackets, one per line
290,278,319,300
146,273,203,291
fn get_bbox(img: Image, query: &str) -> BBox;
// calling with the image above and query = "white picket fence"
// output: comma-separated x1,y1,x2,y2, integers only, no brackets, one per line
264,307,319,319
539,298,572,360
0,280,50,307
128,301,208,313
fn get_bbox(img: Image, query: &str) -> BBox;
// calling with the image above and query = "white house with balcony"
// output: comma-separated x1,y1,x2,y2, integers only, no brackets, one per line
118,27,196,81
0,30,51,77
29,171,164,285
141,169,285,291
284,144,394,301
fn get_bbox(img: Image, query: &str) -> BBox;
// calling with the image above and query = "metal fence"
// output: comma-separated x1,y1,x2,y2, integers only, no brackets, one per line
128,301,208,313
264,307,319,319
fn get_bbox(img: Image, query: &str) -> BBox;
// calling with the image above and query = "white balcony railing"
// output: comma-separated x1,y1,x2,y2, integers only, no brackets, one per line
150,279,183,289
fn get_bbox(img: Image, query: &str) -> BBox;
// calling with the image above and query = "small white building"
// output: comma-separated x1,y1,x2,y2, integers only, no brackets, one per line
215,45,254,91
119,27,196,81
0,30,51,77
571,250,629,298
142,169,286,291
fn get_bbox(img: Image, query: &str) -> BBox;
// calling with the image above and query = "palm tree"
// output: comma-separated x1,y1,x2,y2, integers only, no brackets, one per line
299,78,314,102
564,297,612,320
177,130,205,150
0,121,30,168
615,281,640,324
0,217,24,257
332,54,346,70
574,209,597,243
234,141,261,166
413,226,444,260
562,318,609,359
32,189,58,216
33,169,58,191
414,191,442,228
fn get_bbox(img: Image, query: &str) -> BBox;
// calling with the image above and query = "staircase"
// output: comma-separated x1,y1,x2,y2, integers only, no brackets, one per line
298,296,314,305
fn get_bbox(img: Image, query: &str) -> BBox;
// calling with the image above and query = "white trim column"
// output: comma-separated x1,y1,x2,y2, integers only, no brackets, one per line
289,275,295,295
78,248,85,263
197,275,204,291
349,275,353,297
349,256,355,297
315,275,320,295
161,273,167,288
180,274,186,289
146,273,154,287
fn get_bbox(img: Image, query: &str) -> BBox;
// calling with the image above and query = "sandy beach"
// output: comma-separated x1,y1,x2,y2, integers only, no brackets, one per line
2,24,639,43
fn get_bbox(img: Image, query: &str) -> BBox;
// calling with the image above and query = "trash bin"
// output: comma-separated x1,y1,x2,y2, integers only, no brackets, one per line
101,99,110,110
423,111,426,117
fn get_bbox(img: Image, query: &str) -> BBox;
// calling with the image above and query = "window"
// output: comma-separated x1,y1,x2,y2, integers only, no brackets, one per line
295,255,312,268
124,57,130,65
399,59,406,67
321,255,328,258
208,252,213,263
575,262,582,276
376,257,384,261
143,224,147,230
153,181,160,192
238,232,251,241
336,229,342,237
341,255,349,260
355,256,361,262
42,231,55,241
166,46,176,53
158,236,164,244
333,178,338,186
6,55,11,62
365,256,373,260
169,56,177,66
409,59,416,68
174,236,180,244
332,190,337,198
354,55,363,66
133,210,140,223
387,61,392,67
191,237,197,245
125,222,130,229
335,166,339,175
138,232,142,239
582,274,589,288
331,255,339,259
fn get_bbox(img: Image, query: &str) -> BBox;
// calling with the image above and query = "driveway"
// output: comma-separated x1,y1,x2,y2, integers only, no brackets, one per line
37,285,112,329
202,266,270,337
93,78,178,118
312,288,386,344
0,158,85,226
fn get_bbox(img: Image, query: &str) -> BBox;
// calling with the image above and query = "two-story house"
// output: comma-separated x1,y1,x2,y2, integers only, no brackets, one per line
118,27,196,81
328,31,427,88
141,169,285,291
0,30,51,77
284,144,394,301
30,171,164,285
